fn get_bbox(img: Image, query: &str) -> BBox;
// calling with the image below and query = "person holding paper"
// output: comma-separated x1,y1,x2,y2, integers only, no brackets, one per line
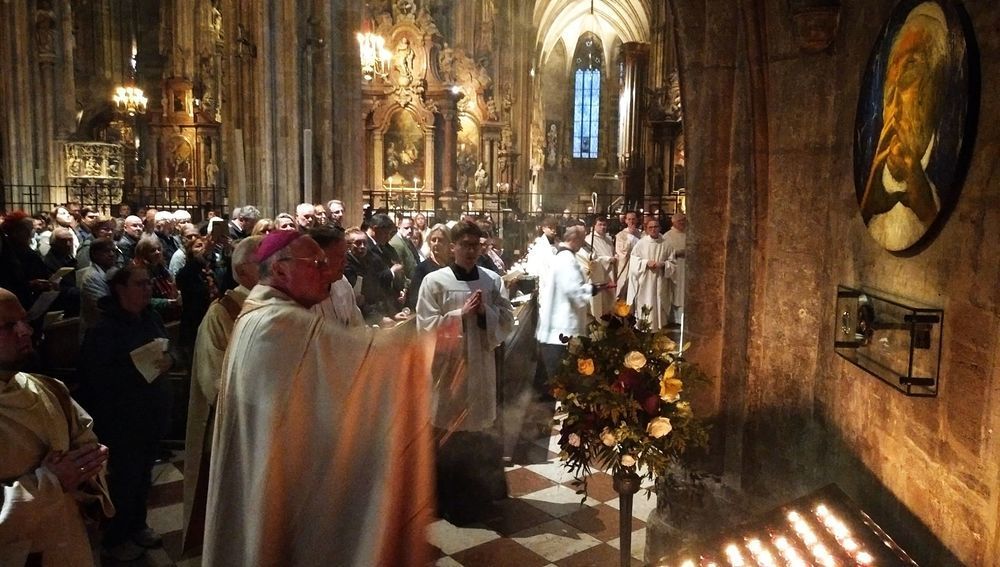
79,263,176,561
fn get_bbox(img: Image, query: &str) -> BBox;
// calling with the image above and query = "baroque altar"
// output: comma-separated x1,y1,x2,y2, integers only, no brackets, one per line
362,0,502,217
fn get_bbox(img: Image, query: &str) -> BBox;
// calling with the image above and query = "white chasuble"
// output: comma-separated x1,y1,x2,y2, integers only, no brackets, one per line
1,373,113,567
204,285,435,567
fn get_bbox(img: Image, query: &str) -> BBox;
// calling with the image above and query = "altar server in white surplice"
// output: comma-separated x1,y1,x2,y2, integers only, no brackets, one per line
576,215,617,319
417,220,513,431
204,230,435,567
416,220,513,524
628,216,677,331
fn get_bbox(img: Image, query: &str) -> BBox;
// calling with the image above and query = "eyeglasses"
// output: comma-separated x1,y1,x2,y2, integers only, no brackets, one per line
280,256,330,269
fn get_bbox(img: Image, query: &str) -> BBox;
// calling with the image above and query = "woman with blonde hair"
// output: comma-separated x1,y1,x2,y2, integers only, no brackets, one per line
251,218,275,236
406,223,451,309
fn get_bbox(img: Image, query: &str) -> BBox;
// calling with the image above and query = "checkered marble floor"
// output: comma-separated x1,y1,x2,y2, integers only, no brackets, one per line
133,431,654,566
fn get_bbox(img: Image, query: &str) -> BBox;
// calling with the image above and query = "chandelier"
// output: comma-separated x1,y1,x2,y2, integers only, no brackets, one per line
113,85,148,116
356,30,391,81
113,40,147,116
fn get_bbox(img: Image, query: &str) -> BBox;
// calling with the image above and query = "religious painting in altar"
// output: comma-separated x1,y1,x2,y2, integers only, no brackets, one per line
165,135,194,181
456,115,480,192
383,110,424,187
854,0,975,253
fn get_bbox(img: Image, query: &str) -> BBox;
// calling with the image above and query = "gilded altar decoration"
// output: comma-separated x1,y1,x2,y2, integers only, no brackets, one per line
65,142,125,181
64,142,126,206
550,302,708,483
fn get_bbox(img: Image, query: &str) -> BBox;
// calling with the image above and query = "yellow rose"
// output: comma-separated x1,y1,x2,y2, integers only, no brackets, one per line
614,299,631,317
675,401,693,418
653,333,677,353
577,358,595,376
600,428,617,447
620,454,637,468
647,416,673,438
660,377,683,403
623,351,647,370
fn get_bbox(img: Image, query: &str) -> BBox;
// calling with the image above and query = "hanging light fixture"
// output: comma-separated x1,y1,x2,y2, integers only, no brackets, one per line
357,20,391,81
112,37,147,116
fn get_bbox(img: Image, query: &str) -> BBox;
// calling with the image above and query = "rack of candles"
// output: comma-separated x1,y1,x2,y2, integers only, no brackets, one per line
655,484,917,567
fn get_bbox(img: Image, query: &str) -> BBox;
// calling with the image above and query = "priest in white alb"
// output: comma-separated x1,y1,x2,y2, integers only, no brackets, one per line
628,216,677,331
576,215,617,318
662,212,687,322
204,231,435,567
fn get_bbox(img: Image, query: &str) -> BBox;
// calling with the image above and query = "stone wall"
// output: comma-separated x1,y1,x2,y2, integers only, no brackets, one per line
677,0,1000,564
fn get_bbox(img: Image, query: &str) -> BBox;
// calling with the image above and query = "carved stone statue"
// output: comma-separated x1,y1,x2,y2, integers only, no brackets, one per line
205,159,220,187
546,124,558,167
395,37,415,85
395,0,417,18
210,6,223,43
473,162,488,192
35,5,56,57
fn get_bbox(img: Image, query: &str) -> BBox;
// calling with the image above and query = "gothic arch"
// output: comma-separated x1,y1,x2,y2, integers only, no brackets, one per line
534,0,649,67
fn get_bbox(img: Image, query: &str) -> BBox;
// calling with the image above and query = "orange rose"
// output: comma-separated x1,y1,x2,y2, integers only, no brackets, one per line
614,299,631,317
577,358,595,376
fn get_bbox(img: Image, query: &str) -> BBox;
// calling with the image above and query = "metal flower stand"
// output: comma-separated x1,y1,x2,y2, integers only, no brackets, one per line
613,468,641,566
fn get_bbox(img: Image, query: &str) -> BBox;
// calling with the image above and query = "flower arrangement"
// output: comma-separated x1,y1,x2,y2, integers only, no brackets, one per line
550,300,709,484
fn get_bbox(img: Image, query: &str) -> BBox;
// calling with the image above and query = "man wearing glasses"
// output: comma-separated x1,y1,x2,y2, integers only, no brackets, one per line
203,230,435,566
415,220,514,525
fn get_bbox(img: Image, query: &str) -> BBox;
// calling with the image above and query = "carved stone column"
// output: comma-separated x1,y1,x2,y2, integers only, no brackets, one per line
423,128,435,192
441,106,457,190
372,132,385,192
36,1,58,195
617,42,649,207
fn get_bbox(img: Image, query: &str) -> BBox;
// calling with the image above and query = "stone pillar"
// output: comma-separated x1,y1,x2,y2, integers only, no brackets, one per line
617,42,649,207
440,106,457,190
372,132,384,192
36,1,57,194
423,128,435,192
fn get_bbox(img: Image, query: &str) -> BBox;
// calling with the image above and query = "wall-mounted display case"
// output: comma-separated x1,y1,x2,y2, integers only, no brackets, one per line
834,286,943,397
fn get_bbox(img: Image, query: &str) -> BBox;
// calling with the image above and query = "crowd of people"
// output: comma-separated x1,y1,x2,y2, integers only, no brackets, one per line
0,196,687,565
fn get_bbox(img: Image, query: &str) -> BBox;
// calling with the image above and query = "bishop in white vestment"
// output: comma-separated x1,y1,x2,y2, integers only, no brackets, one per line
204,232,435,567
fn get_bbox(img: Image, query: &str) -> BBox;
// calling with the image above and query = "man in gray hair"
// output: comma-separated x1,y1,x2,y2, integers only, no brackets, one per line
228,205,260,241
182,235,263,553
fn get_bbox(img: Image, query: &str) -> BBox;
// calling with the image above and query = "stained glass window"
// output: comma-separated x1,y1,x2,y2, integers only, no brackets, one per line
573,36,602,159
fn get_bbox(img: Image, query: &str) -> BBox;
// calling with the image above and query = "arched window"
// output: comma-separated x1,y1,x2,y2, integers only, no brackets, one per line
572,34,602,159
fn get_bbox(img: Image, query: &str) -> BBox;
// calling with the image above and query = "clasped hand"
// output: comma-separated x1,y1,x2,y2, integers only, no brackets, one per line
462,289,485,315
43,443,109,493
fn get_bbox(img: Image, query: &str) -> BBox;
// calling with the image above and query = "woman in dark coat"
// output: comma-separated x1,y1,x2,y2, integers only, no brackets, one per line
79,263,175,560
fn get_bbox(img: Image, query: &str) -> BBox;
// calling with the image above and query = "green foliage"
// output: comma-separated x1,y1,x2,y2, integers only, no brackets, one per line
549,301,709,488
